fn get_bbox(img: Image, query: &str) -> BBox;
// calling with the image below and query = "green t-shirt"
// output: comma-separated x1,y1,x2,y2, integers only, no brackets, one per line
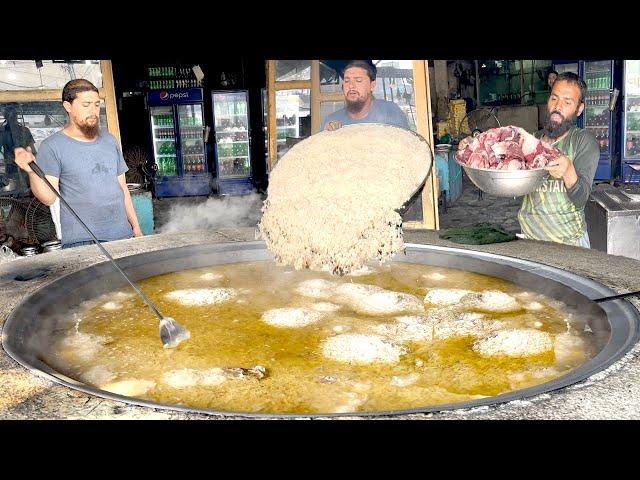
518,126,600,244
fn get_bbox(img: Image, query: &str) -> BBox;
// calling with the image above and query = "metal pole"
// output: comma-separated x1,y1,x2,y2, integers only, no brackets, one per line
475,60,480,107
520,60,525,105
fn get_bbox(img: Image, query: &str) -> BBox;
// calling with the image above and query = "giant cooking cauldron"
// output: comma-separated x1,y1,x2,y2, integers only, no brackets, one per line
2,241,639,418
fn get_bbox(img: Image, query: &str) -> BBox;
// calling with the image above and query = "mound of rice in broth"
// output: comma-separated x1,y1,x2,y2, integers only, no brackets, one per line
258,124,431,275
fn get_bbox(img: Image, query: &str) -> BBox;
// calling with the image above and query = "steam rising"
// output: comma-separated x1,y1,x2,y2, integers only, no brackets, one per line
158,193,264,234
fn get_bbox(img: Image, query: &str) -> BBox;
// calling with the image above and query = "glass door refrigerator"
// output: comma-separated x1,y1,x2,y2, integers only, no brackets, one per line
581,60,621,180
212,90,253,195
147,87,211,197
621,60,640,183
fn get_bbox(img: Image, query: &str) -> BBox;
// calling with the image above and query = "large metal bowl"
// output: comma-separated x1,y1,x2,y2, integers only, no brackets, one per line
458,161,549,197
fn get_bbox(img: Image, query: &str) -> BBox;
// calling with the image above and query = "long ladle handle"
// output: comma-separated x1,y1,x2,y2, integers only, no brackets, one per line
593,290,640,303
30,161,164,321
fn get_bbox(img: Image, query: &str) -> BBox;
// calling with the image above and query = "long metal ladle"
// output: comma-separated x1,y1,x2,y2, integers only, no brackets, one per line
30,161,190,348
593,290,640,303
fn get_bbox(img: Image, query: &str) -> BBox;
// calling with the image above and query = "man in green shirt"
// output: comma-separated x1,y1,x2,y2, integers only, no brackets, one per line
518,72,600,248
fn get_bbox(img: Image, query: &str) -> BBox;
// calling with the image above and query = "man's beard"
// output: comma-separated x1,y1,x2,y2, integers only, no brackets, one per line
78,117,100,137
543,109,578,139
345,95,369,114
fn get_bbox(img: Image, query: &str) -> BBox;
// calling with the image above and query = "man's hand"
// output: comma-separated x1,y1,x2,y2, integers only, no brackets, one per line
544,155,572,179
14,146,36,173
325,121,343,131
544,155,578,189
133,226,144,237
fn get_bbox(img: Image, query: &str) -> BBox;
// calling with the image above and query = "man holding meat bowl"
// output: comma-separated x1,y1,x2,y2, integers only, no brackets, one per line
518,72,599,248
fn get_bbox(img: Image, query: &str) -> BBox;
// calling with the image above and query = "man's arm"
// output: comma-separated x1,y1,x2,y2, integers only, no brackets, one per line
544,132,599,209
564,133,599,209
13,147,59,205
118,174,143,237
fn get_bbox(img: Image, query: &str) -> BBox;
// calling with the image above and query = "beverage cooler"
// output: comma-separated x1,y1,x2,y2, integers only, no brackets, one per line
212,90,253,195
147,88,211,197
581,60,621,181
621,60,640,183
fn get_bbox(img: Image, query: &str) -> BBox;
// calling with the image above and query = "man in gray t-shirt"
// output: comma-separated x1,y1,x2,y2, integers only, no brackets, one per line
14,79,142,248
321,60,409,131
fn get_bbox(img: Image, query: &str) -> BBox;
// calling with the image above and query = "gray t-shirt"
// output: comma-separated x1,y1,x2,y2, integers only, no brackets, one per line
321,98,409,130
36,130,133,245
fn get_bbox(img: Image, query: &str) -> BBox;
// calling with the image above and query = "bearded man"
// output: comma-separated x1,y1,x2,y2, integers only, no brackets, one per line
321,60,409,131
518,72,599,248
14,79,142,249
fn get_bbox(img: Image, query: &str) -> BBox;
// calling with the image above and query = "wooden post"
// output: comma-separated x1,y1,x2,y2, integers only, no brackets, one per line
100,60,121,147
433,60,449,122
405,60,438,230
0,89,62,102
266,60,277,171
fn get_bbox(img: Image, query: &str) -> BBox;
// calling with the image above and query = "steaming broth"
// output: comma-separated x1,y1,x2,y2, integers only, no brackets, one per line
42,261,600,414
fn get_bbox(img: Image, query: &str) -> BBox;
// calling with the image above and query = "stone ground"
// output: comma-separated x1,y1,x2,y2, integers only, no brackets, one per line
152,172,523,233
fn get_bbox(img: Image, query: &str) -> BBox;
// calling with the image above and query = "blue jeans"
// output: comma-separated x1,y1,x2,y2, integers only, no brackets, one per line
62,240,99,249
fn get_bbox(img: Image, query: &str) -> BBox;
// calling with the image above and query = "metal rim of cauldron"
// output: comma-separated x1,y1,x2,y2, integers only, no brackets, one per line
2,241,639,418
